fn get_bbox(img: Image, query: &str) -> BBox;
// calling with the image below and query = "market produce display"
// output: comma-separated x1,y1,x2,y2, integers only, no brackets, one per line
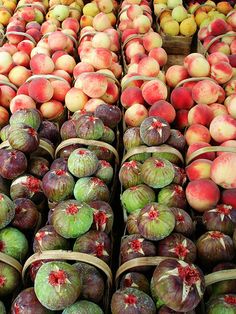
0,0,236,312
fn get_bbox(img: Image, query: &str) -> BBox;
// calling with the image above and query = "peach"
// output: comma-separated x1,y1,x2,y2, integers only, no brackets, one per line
50,80,70,102
121,87,144,109
55,55,76,74
188,104,214,126
30,47,51,58
183,53,204,68
211,153,236,189
65,87,89,112
0,44,17,56
28,78,53,103
101,81,119,104
148,47,167,67
148,100,176,123
198,26,210,41
185,124,211,145
186,179,220,212
0,104,9,127
230,39,236,54
92,12,111,31
47,31,68,51
227,11,236,29
209,42,231,55
222,189,236,208
187,56,210,77
125,42,145,61
30,54,55,75
217,86,226,103
228,55,236,68
40,21,58,35
79,73,108,98
9,95,36,113
210,114,236,143
0,85,16,108
26,28,42,43
175,109,189,130
166,65,189,88
137,56,160,77
142,31,162,51
225,94,236,118
8,66,31,87
17,83,30,96
62,17,80,33
186,159,212,181
141,79,168,105
217,140,236,157
208,18,229,36
207,52,229,65
186,142,216,161
124,103,148,127
0,51,13,74
40,100,64,120
192,80,219,105
52,70,72,84
127,4,143,20
225,79,236,97
12,51,30,67
52,51,67,63
73,62,94,79
84,98,106,112
210,61,233,84
90,48,112,70
209,103,228,117
91,32,111,49
80,15,93,28
133,15,151,33
217,1,233,15
110,62,122,78
171,87,194,110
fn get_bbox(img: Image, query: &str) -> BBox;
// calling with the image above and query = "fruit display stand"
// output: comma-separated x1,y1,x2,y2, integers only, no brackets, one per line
22,250,113,313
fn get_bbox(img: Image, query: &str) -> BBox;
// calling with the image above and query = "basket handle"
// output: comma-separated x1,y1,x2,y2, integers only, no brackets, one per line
122,144,184,164
175,77,217,88
204,32,236,55
16,3,46,14
0,80,18,91
22,250,112,286
122,75,157,90
186,146,236,165
0,252,22,273
26,74,68,84
205,269,236,287
122,34,144,49
79,31,97,44
55,138,119,164
42,31,78,48
5,31,37,45
191,3,216,14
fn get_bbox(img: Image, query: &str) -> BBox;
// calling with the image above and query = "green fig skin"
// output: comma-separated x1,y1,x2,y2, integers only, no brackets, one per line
8,124,39,153
157,184,187,209
62,300,104,314
206,295,236,314
0,193,15,230
75,115,104,140
0,301,6,314
9,109,42,130
123,127,143,151
119,161,143,189
34,261,81,311
100,126,115,144
0,261,20,296
94,160,113,185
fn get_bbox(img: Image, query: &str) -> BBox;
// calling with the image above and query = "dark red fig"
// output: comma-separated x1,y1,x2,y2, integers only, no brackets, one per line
166,129,186,152
60,119,78,140
50,158,68,171
95,104,121,129
0,149,27,180
120,272,150,294
170,208,194,236
140,117,170,146
58,144,82,159
12,198,39,230
89,200,113,233
28,157,50,178
173,165,187,186
127,210,140,235
38,121,60,145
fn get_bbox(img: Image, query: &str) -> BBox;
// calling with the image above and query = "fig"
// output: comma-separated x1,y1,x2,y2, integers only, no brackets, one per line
38,121,60,145
34,261,81,311
72,110,92,120
74,177,110,203
28,157,50,178
0,261,20,296
203,204,236,235
33,225,70,252
127,210,140,235
157,233,197,263
60,120,78,140
0,193,15,229
68,148,98,178
196,231,235,266
12,198,39,231
31,139,54,160
152,259,205,312
50,158,68,172
73,262,104,303
29,260,53,282
75,115,104,140
0,149,27,180
159,306,195,313
209,263,236,296
120,272,150,294
10,175,44,205
123,127,144,151
0,301,5,313
157,184,187,209
11,287,52,313
88,146,113,163
111,287,156,314
95,104,121,129
0,125,10,142
94,160,113,185
166,129,186,152
173,165,187,186
62,300,104,314
206,294,236,314
127,149,152,163
140,117,170,146
137,203,175,241
170,208,194,236
121,184,155,214
120,234,157,265
141,157,175,189
59,144,81,159
119,161,143,189
152,151,181,165
0,227,28,262
8,124,39,153
9,108,42,130
52,199,93,239
89,200,113,233
100,126,115,144
42,170,75,203
73,230,111,264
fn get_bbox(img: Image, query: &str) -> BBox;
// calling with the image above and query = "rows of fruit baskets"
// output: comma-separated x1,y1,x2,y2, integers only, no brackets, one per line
0,0,236,313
